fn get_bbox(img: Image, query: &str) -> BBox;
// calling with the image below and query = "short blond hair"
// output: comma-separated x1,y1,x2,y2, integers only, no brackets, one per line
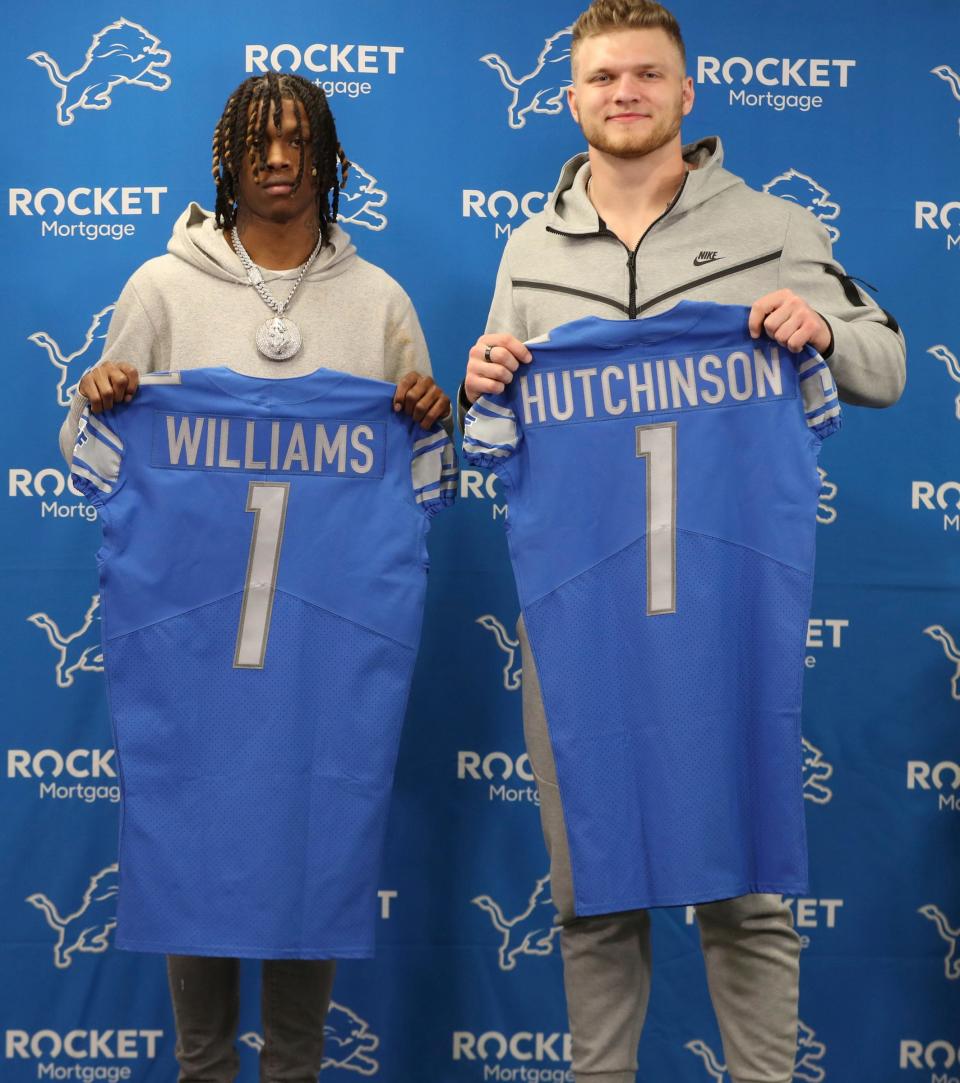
571,0,686,69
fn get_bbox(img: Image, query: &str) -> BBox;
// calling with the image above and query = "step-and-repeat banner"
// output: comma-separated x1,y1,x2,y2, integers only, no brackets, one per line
2,2,957,1080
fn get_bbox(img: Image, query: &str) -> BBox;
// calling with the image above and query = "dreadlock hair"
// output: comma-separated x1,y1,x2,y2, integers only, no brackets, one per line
211,72,351,245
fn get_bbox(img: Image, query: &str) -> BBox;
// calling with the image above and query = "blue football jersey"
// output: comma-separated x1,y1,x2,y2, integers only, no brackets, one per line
72,366,456,958
464,301,840,914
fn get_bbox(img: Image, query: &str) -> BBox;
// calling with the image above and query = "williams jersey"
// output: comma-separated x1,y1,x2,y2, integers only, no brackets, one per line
464,301,839,914
72,366,456,958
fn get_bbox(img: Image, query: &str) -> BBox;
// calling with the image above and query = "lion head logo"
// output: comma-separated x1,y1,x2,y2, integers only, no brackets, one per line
29,304,116,408
26,865,118,969
763,170,841,242
687,1019,826,1081
801,738,834,805
481,28,573,130
29,18,172,126
817,468,838,525
339,163,388,232
472,874,561,971
240,1002,380,1076
927,344,960,421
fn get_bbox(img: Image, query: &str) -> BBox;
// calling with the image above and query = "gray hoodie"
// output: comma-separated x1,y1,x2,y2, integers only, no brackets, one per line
470,137,905,420
60,203,434,463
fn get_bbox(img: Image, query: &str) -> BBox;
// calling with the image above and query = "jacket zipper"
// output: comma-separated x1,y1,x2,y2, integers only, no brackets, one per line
624,173,689,318
626,249,639,319
547,173,690,319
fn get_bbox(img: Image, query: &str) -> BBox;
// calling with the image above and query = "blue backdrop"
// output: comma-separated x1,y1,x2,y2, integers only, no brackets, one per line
2,2,958,1081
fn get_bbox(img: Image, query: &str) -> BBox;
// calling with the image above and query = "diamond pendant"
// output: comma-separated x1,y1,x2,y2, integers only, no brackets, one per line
256,316,302,361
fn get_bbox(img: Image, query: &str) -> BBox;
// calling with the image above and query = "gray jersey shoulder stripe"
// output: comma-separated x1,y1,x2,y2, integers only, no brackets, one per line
140,372,182,385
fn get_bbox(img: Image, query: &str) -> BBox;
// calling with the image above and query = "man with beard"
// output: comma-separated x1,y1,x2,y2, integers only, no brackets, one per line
461,3,904,1082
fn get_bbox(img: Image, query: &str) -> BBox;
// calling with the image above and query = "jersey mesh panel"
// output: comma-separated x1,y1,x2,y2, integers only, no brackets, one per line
523,529,810,913
106,590,414,957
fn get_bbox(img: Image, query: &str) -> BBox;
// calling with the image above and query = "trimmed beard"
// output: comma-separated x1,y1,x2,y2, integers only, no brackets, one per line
577,103,682,160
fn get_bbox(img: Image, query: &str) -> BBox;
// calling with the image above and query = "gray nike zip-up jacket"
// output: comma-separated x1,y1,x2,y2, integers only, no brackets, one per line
461,136,905,424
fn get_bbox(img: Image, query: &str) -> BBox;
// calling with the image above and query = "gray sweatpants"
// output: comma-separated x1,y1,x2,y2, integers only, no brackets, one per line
518,622,801,1083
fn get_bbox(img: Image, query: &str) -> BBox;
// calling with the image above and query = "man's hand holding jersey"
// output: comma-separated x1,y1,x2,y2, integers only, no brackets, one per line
465,334,532,404
392,372,452,430
749,289,833,356
79,362,140,414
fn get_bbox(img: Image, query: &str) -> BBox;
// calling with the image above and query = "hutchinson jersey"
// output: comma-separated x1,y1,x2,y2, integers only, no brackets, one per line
72,367,456,958
464,301,839,915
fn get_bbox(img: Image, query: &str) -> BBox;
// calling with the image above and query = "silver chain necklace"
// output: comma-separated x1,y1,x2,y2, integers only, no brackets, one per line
230,227,322,361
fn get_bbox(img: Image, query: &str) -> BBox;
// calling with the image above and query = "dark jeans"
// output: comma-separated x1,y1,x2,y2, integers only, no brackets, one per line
166,955,337,1082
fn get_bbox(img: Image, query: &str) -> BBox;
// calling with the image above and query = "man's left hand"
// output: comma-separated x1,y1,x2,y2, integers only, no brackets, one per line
393,373,451,430
749,290,832,355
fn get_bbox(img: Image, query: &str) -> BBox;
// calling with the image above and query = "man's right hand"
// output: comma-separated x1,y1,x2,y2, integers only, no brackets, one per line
465,334,532,404
78,362,140,414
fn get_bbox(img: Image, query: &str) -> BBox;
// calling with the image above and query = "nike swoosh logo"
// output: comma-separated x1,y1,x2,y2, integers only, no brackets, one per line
693,254,722,266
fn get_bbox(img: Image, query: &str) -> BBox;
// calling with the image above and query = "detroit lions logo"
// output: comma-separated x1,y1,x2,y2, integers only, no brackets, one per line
29,305,115,408
933,65,960,101
240,1002,380,1075
338,162,388,232
29,19,171,127
932,64,960,134
923,625,960,702
472,874,561,971
802,738,834,805
476,615,522,691
481,28,573,130
919,904,960,980
27,865,118,969
763,170,841,242
927,345,960,421
817,468,837,525
686,1021,826,1081
27,595,104,689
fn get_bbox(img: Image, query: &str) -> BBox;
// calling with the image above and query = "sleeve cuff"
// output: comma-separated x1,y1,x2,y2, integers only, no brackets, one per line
457,382,472,437
817,313,835,359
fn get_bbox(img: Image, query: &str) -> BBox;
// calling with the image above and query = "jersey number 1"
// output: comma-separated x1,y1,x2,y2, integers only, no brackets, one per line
234,481,290,668
636,423,677,616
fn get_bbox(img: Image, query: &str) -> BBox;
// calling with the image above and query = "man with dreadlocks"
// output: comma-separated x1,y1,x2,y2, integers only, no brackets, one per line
59,72,449,433
58,73,450,1083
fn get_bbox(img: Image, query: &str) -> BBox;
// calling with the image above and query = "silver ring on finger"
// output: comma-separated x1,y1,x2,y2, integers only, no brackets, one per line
483,344,494,362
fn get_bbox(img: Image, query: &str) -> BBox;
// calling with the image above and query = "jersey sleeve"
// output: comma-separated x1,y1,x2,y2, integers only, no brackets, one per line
58,272,165,466
70,406,126,505
462,395,521,470
798,352,842,440
411,424,458,517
